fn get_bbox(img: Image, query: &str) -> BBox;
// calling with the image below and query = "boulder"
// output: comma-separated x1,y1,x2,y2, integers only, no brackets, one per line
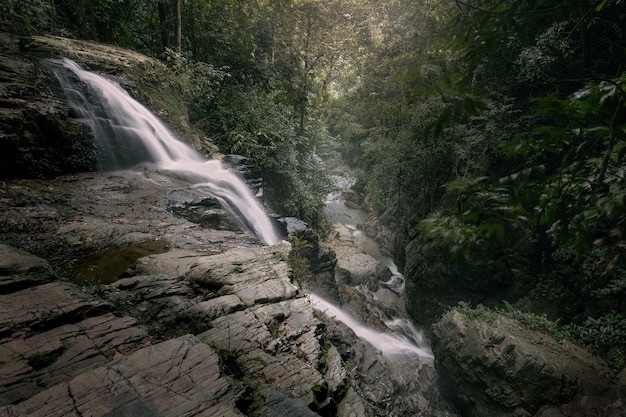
280,217,338,301
433,310,626,417
0,244,55,292
329,224,391,292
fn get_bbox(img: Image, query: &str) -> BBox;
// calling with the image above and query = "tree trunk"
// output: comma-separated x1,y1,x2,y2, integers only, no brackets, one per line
158,1,169,51
176,0,182,54
49,0,56,29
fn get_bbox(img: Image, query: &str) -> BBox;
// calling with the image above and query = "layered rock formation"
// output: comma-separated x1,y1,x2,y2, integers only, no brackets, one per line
0,165,452,416
433,310,626,417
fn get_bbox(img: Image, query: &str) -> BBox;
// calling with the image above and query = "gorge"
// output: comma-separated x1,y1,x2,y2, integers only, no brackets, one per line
1,32,625,417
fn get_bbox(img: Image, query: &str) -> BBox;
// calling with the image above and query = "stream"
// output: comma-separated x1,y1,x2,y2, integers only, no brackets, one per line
312,173,433,360
50,59,446,414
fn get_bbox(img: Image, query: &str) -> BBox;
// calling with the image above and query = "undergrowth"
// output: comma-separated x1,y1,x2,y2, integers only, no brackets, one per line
453,301,626,371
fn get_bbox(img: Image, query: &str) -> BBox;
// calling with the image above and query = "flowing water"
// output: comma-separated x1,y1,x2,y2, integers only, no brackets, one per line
53,58,281,245
324,175,406,294
323,174,365,227
54,56,431,365
309,293,433,359
316,174,433,361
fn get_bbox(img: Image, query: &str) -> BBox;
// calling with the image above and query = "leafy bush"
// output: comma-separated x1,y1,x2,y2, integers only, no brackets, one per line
454,301,559,333
565,312,626,370
162,48,230,125
208,83,332,228
418,178,537,284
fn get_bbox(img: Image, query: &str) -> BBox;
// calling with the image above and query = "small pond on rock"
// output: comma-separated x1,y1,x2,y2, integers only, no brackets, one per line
66,238,169,285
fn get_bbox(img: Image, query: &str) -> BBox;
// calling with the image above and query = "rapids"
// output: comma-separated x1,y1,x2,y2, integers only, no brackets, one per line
314,174,433,362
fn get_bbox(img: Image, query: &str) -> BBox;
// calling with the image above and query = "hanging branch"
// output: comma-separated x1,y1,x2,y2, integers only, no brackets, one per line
453,0,592,16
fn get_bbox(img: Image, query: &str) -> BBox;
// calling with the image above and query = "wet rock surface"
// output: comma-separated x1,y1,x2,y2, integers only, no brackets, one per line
433,310,626,417
328,224,391,293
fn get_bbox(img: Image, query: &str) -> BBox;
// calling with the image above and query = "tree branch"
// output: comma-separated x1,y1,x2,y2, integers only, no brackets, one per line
454,0,596,16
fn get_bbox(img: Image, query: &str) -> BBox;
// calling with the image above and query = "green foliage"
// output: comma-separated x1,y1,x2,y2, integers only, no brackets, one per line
530,245,626,325
1,0,52,34
286,236,313,288
162,47,230,124
565,311,626,370
515,22,574,85
507,73,626,258
414,94,542,280
530,248,593,312
454,301,560,334
454,301,499,322
455,302,626,371
412,70,626,373
418,184,535,284
208,83,332,228
448,0,626,94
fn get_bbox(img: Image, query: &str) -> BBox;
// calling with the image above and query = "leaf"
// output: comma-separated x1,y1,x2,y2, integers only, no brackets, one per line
595,0,608,12
618,144,626,162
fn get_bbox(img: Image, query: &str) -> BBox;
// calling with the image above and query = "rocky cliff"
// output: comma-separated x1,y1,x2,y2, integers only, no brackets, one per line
0,32,216,180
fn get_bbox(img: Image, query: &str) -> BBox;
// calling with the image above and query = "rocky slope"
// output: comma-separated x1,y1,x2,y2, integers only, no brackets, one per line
0,171,454,417
433,310,626,417
0,33,453,416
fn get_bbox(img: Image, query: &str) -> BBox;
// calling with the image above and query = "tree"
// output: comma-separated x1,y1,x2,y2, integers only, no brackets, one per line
412,0,626,328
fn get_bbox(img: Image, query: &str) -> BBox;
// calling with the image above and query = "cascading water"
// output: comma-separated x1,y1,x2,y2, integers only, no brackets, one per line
309,294,433,359
314,174,433,362
324,175,406,293
53,58,281,245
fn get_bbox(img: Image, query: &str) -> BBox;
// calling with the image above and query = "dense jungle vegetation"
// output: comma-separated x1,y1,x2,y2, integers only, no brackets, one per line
3,0,626,368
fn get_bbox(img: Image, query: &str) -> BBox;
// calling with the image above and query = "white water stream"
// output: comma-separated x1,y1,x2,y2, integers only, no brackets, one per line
55,58,281,245
315,174,433,361
309,294,433,359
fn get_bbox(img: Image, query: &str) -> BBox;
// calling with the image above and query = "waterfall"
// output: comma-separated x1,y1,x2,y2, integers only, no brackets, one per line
53,58,281,246
309,294,433,360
